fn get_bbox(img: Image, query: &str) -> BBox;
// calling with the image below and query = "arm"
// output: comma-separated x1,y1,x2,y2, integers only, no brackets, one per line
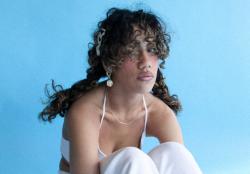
148,100,184,145
67,99,100,174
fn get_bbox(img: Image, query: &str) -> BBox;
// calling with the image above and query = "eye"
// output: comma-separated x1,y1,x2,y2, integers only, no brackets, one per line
147,47,158,55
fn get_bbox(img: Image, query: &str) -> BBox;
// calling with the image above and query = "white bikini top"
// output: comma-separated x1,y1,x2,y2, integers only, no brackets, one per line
60,87,148,162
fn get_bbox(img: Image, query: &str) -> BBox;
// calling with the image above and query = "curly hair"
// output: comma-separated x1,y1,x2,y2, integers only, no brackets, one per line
39,7,182,122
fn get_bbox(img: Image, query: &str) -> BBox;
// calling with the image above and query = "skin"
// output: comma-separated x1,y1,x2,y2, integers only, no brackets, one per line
106,39,159,120
59,38,184,174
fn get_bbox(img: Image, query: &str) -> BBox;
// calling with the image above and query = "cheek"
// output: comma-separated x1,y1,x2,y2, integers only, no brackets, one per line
153,58,158,67
121,59,136,72
152,58,159,71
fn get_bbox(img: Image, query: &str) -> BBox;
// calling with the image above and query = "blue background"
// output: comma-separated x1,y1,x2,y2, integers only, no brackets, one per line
0,0,249,173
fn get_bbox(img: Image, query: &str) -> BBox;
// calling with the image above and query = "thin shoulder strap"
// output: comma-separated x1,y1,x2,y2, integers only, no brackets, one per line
142,95,148,133
100,87,107,129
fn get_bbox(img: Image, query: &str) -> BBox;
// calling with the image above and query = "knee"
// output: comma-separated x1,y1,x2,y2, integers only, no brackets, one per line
118,147,158,171
147,142,203,173
148,141,197,165
119,147,150,162
148,141,187,158
100,147,159,173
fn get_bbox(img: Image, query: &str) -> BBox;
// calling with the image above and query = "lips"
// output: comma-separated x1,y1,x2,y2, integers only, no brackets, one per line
137,72,154,81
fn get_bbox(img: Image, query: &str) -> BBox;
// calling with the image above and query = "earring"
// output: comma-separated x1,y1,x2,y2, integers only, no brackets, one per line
106,71,113,87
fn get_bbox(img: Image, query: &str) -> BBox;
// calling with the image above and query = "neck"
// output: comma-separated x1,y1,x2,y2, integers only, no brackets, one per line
105,84,145,120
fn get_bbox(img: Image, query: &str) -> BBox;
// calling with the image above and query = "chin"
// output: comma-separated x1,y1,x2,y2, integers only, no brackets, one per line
134,82,155,94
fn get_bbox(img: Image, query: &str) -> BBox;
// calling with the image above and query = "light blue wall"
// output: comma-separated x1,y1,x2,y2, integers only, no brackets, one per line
0,0,249,173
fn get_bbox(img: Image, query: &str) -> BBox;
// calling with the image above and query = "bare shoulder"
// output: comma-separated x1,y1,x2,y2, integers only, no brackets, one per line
146,93,184,144
64,85,105,139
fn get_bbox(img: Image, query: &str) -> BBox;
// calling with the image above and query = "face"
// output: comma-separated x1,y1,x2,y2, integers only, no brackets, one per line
111,32,159,94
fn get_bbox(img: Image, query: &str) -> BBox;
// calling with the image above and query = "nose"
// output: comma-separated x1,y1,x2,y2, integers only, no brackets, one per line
138,50,152,71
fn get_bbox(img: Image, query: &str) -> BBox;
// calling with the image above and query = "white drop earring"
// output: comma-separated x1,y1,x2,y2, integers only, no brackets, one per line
106,71,113,87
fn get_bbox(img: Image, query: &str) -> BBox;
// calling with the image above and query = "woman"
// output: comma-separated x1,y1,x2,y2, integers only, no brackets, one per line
39,7,203,174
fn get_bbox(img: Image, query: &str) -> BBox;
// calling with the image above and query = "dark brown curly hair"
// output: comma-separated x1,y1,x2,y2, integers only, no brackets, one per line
39,7,182,122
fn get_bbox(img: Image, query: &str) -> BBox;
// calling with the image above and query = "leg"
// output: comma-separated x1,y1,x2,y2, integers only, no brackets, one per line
100,147,160,174
148,142,203,174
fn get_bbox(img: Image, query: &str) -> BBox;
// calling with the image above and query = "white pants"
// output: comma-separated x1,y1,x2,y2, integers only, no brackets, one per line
59,142,203,174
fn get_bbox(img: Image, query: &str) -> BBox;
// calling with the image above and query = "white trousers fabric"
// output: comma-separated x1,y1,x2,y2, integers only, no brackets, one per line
58,142,203,174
